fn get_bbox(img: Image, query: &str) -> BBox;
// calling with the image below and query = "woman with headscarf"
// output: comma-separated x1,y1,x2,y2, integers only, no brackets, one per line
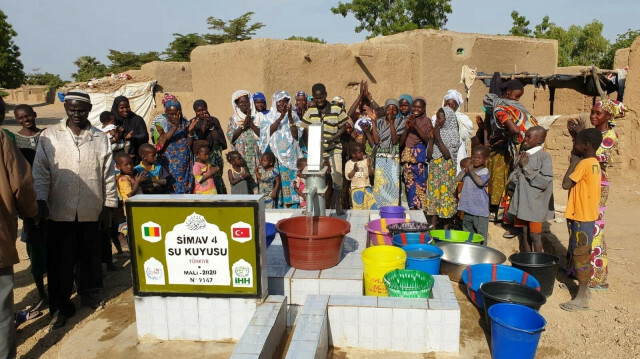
227,90,260,193
253,92,269,115
364,98,406,206
294,91,308,119
158,99,197,194
483,80,538,223
259,91,303,208
426,107,461,228
150,93,177,145
440,89,474,173
192,99,227,194
399,97,432,210
567,99,624,291
111,95,149,159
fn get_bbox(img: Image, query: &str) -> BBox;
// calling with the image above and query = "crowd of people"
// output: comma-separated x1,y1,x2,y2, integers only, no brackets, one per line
0,72,625,356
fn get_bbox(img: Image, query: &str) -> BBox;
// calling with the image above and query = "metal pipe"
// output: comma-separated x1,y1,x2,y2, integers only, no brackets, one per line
307,186,318,216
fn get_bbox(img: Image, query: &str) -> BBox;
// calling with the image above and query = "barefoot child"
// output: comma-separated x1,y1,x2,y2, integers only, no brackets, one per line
192,144,217,194
256,152,280,208
560,128,603,311
13,104,48,312
455,147,490,244
293,158,307,210
134,143,169,194
227,151,252,195
507,126,554,252
345,143,377,210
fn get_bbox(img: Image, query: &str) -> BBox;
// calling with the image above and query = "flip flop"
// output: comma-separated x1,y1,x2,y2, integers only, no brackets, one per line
589,285,609,292
559,301,589,312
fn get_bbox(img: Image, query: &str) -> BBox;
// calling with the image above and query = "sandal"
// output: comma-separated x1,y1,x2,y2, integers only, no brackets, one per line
589,284,609,291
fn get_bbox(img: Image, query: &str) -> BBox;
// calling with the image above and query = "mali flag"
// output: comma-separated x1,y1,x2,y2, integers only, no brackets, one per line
144,226,160,237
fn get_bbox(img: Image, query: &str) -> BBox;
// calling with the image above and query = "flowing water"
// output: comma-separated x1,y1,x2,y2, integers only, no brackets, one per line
306,211,314,236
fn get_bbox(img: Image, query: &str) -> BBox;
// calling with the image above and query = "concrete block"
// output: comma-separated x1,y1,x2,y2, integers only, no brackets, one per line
328,295,377,307
319,279,362,296
290,278,320,305
293,269,321,279
378,296,428,309
373,308,392,351
319,267,362,280
287,304,300,327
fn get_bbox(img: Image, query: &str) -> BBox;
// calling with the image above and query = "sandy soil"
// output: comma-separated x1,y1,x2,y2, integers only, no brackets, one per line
5,103,640,358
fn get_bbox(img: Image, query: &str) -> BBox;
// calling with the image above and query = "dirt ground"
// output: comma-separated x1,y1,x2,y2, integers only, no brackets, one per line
4,103,640,358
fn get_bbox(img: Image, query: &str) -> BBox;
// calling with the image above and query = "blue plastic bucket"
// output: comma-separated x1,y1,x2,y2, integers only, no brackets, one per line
402,244,444,275
392,232,434,247
265,222,276,247
461,263,541,309
488,303,546,359
379,205,405,219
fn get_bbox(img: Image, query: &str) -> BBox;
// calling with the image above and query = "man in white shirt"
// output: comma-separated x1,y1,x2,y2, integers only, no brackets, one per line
32,90,117,329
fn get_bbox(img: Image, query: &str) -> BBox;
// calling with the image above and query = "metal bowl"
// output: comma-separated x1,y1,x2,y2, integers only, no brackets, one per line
436,242,506,282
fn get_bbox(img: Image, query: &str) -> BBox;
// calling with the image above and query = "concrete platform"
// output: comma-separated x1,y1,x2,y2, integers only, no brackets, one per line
265,210,426,305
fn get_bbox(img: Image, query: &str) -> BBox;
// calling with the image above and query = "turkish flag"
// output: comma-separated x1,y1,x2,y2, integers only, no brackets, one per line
234,227,250,238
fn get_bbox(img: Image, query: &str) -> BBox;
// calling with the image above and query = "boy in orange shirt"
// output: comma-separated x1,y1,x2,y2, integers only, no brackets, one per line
560,128,603,311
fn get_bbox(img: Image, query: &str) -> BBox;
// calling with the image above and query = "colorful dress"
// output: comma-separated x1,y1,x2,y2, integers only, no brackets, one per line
227,119,260,193
373,117,405,207
346,159,377,210
258,91,303,208
402,114,432,209
193,162,216,194
591,128,618,288
194,118,227,194
159,118,193,194
258,168,279,208
426,107,460,219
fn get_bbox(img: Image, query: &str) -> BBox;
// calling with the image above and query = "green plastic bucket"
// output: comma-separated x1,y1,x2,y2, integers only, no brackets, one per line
383,269,434,298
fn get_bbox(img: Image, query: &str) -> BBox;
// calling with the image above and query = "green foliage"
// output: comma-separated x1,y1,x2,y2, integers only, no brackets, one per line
204,11,265,45
331,0,452,38
506,12,610,67
286,36,327,44
508,11,531,37
165,33,206,62
600,29,640,69
25,72,68,90
0,10,25,88
107,50,161,73
72,56,107,82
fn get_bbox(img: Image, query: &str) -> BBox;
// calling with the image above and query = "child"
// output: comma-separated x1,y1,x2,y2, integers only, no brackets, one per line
560,128,603,312
13,104,48,312
507,126,555,253
99,111,129,154
345,143,377,210
134,143,169,194
293,158,307,210
192,144,217,194
115,152,146,204
227,151,252,194
455,148,490,244
256,152,280,208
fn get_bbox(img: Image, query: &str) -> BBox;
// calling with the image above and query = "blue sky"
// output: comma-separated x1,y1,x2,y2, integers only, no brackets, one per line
3,0,638,81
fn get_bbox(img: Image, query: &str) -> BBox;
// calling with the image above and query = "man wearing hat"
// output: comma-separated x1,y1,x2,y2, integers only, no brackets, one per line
32,90,117,329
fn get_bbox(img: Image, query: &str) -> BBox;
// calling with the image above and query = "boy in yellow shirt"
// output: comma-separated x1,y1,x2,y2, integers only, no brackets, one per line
560,128,603,312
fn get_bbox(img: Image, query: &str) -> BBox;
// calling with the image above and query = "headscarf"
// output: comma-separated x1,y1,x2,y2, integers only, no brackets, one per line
164,99,181,111
441,90,473,173
443,89,464,107
162,93,177,106
252,92,269,115
296,91,307,99
594,99,625,126
432,106,461,164
231,90,256,125
399,94,413,105
331,96,345,106
385,98,399,110
193,99,207,111
259,91,301,169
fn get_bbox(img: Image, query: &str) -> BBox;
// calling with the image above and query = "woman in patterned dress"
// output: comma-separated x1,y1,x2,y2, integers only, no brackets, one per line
399,97,432,210
227,90,260,194
158,99,197,194
568,99,624,290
